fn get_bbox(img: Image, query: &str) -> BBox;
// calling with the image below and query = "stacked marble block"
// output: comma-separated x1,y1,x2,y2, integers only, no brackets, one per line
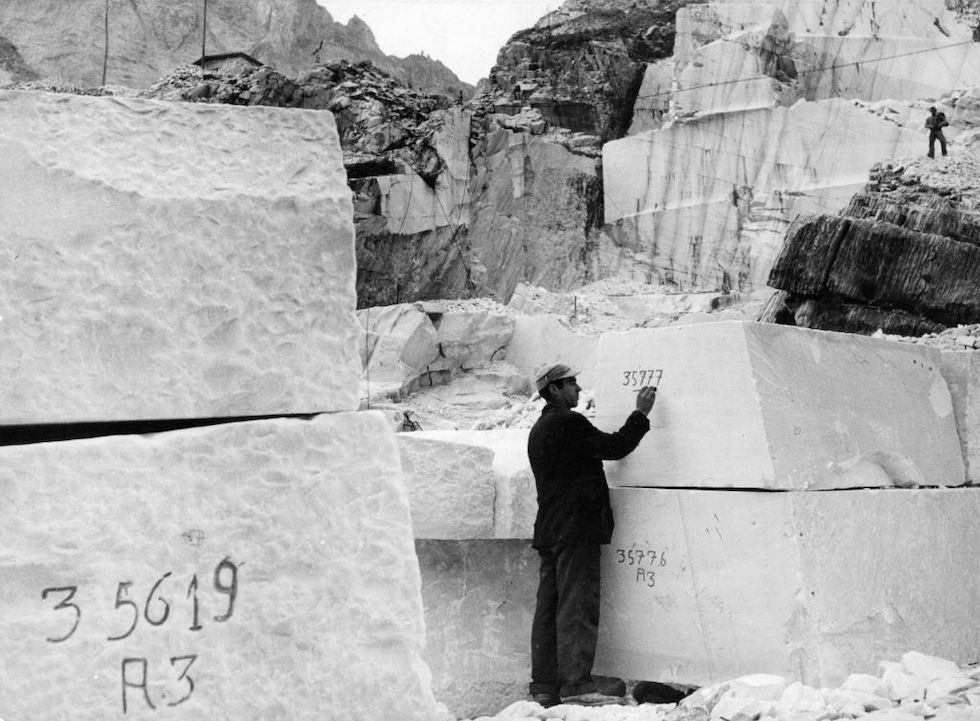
0,91,438,720
591,322,980,688
397,430,538,718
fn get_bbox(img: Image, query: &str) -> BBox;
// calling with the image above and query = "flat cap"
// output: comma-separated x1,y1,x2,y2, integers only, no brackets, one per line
535,363,579,393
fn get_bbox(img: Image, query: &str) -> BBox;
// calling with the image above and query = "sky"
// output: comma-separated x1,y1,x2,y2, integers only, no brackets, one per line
317,0,554,85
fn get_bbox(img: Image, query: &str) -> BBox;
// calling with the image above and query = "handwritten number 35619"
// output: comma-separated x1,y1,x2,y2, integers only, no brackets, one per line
42,558,239,644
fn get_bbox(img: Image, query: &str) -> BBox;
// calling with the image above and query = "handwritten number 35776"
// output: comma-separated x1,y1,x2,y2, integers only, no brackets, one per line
42,559,239,644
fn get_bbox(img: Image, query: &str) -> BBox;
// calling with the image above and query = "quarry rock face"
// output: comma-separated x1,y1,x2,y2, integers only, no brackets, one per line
140,18,607,307
596,486,980,687
766,156,980,336
0,90,361,423
603,99,924,294
594,322,965,490
0,0,470,98
0,412,439,721
485,0,692,141
357,123,604,306
658,0,980,121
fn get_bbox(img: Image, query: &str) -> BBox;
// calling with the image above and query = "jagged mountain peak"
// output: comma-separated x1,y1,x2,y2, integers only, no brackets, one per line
0,0,473,97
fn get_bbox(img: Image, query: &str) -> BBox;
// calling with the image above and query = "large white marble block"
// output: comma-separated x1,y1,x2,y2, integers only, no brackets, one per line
0,412,438,721
396,429,534,539
397,433,497,539
595,486,980,688
604,99,923,292
594,322,964,489
0,90,360,423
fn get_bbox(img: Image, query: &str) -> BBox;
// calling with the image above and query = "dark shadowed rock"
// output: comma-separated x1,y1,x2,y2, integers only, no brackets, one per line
479,0,694,142
766,158,980,335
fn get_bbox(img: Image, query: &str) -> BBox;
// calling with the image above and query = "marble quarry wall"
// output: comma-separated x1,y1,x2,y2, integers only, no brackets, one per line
612,0,980,295
603,99,924,294
398,321,980,717
0,91,439,721
667,0,980,117
356,115,602,306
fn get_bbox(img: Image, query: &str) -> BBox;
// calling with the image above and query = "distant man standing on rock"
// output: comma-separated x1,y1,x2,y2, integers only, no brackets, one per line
527,363,657,708
926,106,949,158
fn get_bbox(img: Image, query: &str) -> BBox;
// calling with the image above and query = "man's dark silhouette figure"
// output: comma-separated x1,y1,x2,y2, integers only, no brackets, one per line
926,106,949,158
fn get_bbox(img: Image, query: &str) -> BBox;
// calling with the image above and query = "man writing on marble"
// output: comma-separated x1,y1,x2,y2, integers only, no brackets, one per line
527,363,657,707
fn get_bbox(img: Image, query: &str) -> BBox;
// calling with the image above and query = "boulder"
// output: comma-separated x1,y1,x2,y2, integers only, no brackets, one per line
428,311,515,372
595,486,980,688
0,90,361,422
594,322,964,490
0,411,438,721
358,302,442,398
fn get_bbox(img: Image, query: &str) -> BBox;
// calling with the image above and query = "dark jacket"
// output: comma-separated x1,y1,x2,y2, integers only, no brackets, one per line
528,403,650,550
927,112,948,131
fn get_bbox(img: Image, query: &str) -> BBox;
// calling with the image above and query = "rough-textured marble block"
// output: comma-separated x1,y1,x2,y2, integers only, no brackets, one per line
0,90,360,423
416,539,537,719
397,433,497,539
595,486,980,688
594,322,964,489
397,429,534,539
940,351,980,484
0,412,438,721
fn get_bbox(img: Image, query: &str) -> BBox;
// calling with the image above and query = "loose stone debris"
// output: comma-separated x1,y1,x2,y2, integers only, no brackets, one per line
451,651,980,721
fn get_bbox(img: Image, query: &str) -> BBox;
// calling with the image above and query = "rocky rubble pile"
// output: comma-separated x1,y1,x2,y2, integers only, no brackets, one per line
139,59,452,181
454,651,980,721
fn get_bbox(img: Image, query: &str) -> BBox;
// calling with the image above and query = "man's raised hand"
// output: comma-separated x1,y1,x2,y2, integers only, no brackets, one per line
635,386,657,416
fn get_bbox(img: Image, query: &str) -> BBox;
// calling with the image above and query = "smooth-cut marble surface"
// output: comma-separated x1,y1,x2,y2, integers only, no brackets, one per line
0,412,438,721
0,90,360,422
594,322,964,489
595,486,980,688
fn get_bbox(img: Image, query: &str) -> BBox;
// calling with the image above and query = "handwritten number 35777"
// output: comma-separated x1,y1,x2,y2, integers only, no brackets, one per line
42,559,239,644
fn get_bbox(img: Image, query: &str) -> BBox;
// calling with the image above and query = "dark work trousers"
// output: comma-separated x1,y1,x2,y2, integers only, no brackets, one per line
929,129,947,157
529,543,601,698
